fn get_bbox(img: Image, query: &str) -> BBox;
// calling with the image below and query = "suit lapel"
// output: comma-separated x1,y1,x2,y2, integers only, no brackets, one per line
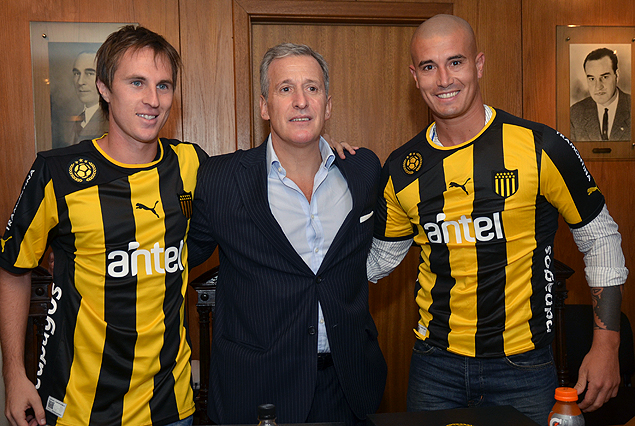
235,142,313,273
318,155,364,274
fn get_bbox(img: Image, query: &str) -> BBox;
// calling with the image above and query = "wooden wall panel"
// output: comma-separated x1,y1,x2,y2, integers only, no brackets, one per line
179,0,236,156
522,0,635,328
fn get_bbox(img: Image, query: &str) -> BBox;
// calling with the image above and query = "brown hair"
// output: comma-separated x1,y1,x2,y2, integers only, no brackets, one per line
95,25,182,115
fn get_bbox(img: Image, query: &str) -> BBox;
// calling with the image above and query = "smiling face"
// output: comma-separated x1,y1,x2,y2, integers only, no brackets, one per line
96,47,174,147
585,56,619,107
409,22,484,122
73,52,99,108
259,55,331,150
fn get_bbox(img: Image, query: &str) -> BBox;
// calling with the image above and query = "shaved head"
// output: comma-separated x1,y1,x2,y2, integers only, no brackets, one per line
411,14,478,65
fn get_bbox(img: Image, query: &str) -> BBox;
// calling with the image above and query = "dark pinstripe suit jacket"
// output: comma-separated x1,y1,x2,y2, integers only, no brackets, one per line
189,141,387,424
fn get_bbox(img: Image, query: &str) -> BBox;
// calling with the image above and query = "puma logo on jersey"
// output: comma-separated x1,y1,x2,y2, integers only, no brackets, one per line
449,178,471,195
587,186,600,195
136,201,160,218
0,236,12,252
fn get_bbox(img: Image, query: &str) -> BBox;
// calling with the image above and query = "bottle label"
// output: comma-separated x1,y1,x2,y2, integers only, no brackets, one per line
549,413,585,426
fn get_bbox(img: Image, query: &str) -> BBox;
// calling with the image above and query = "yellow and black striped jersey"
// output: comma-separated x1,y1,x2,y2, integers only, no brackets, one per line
375,108,604,358
0,137,207,425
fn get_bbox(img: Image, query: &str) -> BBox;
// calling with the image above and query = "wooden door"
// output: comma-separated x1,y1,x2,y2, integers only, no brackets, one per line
233,0,452,412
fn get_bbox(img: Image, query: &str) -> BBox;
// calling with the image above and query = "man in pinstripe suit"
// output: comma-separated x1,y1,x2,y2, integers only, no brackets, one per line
189,43,386,425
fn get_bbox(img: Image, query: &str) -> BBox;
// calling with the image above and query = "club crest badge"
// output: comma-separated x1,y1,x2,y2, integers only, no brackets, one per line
68,158,97,183
179,192,193,218
403,151,423,175
492,168,518,198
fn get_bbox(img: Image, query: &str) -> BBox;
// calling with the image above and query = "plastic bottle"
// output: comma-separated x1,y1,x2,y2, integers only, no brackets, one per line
257,404,278,426
548,387,585,426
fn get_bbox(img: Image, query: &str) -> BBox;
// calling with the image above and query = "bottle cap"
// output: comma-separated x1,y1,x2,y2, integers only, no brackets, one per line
258,404,276,420
555,387,579,402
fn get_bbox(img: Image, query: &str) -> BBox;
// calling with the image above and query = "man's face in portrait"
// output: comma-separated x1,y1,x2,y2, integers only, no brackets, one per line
585,55,619,107
73,52,100,108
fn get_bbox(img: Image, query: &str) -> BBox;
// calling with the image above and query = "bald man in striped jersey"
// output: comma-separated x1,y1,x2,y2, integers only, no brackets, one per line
365,14,627,425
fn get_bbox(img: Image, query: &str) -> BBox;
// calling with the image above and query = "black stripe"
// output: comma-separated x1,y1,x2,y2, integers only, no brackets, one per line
419,160,453,350
149,149,184,424
40,195,80,426
91,178,137,426
473,125,507,356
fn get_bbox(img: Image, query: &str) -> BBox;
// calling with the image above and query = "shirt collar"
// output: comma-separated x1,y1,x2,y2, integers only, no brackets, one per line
266,135,335,176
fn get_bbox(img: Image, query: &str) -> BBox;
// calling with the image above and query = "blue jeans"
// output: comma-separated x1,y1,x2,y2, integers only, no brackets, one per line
164,415,193,426
407,340,557,425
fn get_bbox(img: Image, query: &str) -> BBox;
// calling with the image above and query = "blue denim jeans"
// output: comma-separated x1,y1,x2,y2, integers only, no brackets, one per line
164,415,193,426
407,340,557,425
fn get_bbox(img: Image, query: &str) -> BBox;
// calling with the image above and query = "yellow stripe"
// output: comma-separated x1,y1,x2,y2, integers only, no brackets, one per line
500,124,537,354
170,142,196,415
385,176,417,238
15,181,58,268
122,168,166,424
171,142,200,195
63,185,105,424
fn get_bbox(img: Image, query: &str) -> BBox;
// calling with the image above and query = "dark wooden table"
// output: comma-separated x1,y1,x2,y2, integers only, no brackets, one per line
368,405,540,426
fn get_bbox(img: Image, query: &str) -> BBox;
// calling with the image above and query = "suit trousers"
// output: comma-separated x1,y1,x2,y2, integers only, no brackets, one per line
306,361,367,426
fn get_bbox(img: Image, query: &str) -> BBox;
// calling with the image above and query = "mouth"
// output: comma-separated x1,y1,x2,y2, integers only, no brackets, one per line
437,91,459,99
137,113,158,120
290,117,311,122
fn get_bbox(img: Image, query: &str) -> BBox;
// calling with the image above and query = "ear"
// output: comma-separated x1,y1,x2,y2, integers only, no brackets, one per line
409,65,420,89
475,52,485,79
324,95,332,121
259,94,270,120
96,79,111,103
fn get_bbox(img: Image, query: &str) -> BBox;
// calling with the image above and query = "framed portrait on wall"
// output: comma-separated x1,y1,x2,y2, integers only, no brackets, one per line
30,22,134,152
556,25,635,160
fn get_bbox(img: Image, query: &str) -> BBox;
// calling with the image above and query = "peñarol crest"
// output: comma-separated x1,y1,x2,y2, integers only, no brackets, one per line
492,168,518,198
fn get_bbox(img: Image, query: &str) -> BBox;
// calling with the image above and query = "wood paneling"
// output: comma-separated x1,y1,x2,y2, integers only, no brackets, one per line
179,0,236,156
522,0,635,328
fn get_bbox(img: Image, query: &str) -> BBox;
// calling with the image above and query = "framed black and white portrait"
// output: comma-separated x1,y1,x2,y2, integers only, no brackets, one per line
30,22,133,152
556,26,635,160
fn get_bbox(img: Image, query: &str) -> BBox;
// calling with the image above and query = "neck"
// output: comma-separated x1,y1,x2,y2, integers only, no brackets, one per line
271,137,323,201
96,133,159,164
434,102,486,147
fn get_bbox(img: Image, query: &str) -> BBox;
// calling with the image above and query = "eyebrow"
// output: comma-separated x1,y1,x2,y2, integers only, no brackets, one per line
73,67,96,73
417,54,466,68
126,75,174,86
587,72,612,78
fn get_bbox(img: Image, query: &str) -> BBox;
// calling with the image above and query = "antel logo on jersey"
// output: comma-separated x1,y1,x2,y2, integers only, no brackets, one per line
68,158,97,183
423,212,504,244
107,240,184,278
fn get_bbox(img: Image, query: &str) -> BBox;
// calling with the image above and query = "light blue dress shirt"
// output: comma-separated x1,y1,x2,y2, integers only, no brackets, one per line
266,136,352,353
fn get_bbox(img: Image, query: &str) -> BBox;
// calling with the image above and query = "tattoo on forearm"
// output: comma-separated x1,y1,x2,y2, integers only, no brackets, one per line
591,286,623,332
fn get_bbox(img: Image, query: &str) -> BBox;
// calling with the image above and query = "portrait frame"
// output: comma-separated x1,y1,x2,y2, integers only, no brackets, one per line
30,22,134,152
556,25,635,160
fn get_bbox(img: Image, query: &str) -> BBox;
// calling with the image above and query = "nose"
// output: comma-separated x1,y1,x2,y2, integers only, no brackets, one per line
293,90,308,109
78,72,89,86
437,66,452,88
144,87,160,108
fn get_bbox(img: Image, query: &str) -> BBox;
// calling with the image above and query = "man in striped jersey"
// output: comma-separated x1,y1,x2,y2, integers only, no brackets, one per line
366,14,627,425
0,26,206,426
